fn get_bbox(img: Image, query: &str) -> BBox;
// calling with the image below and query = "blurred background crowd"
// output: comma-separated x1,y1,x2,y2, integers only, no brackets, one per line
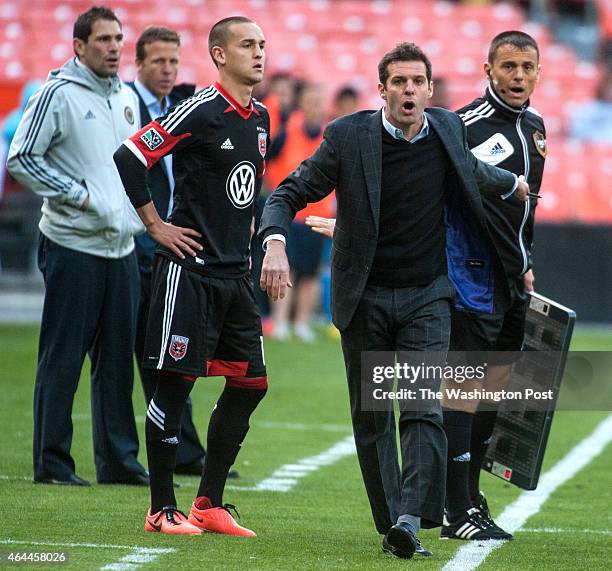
1,0,611,329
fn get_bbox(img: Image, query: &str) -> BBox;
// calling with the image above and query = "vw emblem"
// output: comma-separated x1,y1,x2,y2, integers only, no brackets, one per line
226,161,256,209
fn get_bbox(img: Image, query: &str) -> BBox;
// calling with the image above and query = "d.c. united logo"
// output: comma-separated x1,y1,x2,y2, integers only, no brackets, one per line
258,132,267,158
169,335,189,361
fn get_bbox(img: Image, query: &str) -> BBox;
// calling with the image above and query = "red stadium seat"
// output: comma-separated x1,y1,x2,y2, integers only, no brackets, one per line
0,0,608,223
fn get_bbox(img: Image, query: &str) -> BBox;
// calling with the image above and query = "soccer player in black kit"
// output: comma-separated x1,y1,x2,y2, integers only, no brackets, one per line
114,16,269,536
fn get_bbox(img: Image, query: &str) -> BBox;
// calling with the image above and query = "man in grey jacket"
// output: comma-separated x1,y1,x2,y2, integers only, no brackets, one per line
7,6,148,486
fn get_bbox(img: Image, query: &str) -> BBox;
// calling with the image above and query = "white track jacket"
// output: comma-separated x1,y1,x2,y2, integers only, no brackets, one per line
7,57,144,258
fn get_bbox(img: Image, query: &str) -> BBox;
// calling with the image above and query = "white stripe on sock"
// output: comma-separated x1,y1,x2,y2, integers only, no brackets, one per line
147,409,164,431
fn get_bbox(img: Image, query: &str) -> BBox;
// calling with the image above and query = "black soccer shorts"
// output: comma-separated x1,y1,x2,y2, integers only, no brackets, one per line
450,277,528,365
142,257,266,379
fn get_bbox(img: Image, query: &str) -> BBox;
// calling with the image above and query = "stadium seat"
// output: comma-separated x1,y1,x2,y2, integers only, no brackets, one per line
0,0,608,222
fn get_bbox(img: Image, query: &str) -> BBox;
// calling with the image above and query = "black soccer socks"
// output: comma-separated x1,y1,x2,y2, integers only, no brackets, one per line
443,408,474,521
197,384,267,506
146,373,195,513
468,409,498,504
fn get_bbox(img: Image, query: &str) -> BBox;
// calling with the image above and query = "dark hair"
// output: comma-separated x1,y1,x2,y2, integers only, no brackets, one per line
488,31,539,63
378,42,432,86
136,27,180,61
208,16,255,67
334,85,359,104
596,70,612,101
73,5,120,43
269,71,293,84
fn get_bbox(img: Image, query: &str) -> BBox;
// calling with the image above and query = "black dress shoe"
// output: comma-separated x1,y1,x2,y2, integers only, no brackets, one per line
174,460,240,480
99,473,150,486
34,474,91,486
125,473,150,486
415,537,433,557
382,522,418,559
175,460,204,476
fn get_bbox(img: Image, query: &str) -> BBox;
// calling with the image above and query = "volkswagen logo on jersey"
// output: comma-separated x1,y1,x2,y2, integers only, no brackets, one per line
226,161,256,209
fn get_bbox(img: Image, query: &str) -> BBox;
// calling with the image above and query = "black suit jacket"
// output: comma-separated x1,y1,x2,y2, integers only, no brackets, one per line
259,107,516,331
126,82,195,218
126,82,195,274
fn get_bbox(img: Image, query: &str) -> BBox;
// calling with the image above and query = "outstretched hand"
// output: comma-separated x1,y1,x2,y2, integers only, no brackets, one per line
305,215,336,239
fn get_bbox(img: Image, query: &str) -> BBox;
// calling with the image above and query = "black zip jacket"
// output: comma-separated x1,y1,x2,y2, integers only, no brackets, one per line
456,85,546,278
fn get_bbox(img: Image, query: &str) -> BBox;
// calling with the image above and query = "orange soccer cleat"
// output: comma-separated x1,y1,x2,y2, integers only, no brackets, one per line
188,497,256,536
144,506,202,535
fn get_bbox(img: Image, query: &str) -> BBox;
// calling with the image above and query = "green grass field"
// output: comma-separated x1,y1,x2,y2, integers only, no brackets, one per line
1,325,611,570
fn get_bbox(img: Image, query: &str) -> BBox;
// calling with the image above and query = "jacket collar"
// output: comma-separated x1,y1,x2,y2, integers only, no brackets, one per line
485,85,528,116
381,107,430,142
133,78,169,112
50,57,121,96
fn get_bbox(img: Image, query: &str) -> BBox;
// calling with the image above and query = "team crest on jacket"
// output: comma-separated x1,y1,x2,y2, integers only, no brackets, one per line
532,130,547,158
169,335,189,361
258,132,267,158
124,106,135,125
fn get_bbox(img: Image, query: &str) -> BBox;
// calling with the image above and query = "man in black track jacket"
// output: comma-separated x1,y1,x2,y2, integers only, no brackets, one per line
441,30,546,542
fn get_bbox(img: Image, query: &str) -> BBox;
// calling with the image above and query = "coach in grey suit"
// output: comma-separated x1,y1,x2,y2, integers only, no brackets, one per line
259,43,528,559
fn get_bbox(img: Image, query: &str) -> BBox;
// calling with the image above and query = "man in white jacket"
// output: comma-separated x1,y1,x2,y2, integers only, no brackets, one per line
7,6,148,486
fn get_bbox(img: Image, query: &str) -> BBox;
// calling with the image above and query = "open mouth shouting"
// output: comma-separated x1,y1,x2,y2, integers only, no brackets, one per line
402,100,416,113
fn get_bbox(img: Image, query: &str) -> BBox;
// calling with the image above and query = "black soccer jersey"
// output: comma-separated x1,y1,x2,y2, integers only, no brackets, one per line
456,86,546,278
125,82,270,278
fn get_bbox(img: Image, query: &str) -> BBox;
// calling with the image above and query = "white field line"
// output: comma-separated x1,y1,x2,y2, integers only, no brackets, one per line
0,540,175,571
443,414,612,571
99,547,176,571
519,528,612,535
196,435,356,492
71,414,352,434
180,435,355,493
252,420,351,433
252,435,356,491
3,435,357,493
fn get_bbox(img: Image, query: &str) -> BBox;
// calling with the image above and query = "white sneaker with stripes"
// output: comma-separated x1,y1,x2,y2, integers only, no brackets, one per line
440,507,512,541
